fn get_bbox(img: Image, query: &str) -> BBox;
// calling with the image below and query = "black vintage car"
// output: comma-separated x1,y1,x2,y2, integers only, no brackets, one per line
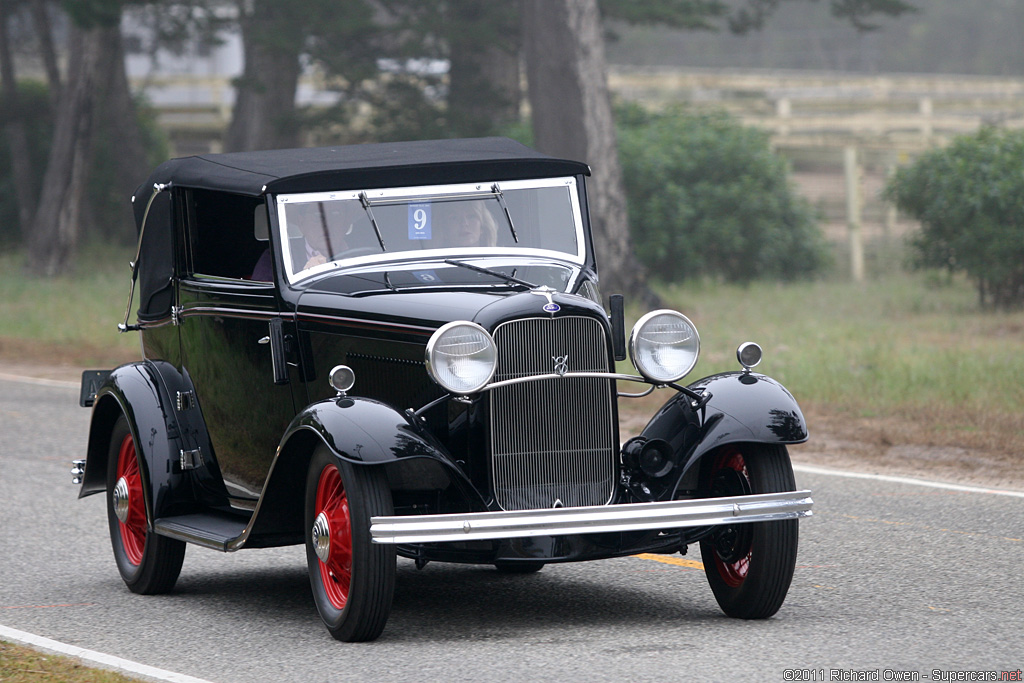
76,138,812,642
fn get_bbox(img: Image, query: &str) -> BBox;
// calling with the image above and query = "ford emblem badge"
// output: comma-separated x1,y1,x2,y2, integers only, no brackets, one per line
543,302,560,313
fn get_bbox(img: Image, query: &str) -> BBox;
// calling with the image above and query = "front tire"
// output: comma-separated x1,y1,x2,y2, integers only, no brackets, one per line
699,443,798,619
106,415,185,594
305,446,396,642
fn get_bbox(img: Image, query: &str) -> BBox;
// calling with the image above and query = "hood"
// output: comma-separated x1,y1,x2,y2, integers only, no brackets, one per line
294,263,606,342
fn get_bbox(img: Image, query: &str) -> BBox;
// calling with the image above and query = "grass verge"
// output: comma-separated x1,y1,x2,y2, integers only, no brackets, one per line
0,641,143,683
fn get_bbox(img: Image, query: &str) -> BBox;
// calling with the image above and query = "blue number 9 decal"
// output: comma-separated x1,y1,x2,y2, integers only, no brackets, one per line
409,203,431,240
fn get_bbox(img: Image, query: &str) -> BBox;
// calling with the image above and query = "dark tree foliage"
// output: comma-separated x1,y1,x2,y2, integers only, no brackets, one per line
885,127,1024,311
618,104,829,284
600,0,915,33
304,0,520,144
599,0,729,31
0,81,51,250
60,0,122,27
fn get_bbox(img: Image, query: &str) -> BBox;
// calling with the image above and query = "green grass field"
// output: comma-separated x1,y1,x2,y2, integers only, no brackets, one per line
0,245,139,366
2,245,1021,456
646,273,1024,456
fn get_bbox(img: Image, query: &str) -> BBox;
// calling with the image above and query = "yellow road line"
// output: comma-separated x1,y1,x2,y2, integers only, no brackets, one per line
633,553,704,570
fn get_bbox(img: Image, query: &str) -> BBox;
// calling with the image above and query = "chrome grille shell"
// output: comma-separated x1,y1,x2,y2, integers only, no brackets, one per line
489,316,618,511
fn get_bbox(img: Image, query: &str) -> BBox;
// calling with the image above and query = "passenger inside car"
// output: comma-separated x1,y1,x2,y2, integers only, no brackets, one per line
436,201,498,248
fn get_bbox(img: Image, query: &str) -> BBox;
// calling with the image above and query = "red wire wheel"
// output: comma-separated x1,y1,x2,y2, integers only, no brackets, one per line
707,448,753,588
699,443,799,619
305,446,395,642
314,463,353,610
105,414,185,594
115,432,148,566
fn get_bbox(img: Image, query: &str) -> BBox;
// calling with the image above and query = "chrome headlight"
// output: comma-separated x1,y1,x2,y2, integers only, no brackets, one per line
629,310,700,384
425,321,497,395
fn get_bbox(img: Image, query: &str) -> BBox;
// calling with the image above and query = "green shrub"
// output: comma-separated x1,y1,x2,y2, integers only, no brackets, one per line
885,126,1024,310
617,104,829,284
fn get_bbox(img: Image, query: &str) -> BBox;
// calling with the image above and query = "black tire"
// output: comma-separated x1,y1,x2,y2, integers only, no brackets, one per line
494,561,545,574
106,415,186,594
698,443,798,619
305,446,396,642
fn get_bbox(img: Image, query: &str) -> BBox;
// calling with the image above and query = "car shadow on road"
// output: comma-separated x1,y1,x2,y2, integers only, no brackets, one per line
130,554,723,641
381,558,719,642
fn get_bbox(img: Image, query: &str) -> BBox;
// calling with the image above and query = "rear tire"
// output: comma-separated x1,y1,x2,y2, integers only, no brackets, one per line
305,446,396,642
106,415,185,594
698,443,798,619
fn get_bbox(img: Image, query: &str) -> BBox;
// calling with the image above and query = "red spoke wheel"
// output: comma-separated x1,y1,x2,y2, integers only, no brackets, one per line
699,443,799,619
114,431,147,565
305,446,395,642
106,415,185,594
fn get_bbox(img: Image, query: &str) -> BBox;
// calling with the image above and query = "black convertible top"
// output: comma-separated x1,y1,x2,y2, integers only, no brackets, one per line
131,137,590,203
128,138,590,322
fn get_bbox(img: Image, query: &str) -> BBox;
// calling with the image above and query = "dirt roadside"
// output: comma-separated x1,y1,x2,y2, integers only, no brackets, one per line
6,357,1020,494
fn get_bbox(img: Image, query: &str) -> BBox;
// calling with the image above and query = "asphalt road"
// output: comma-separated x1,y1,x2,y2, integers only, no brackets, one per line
1,376,1021,683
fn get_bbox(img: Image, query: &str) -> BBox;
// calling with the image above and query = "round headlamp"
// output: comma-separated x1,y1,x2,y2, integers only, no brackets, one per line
629,310,700,384
425,321,497,395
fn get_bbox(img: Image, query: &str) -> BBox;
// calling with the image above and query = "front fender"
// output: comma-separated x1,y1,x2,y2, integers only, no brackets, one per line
267,396,489,513
640,371,808,495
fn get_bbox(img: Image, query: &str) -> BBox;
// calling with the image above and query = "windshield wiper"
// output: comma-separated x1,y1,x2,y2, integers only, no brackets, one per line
358,191,388,251
444,259,536,289
490,183,519,243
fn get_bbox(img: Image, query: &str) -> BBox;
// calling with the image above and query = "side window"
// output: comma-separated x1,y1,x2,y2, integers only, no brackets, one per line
185,189,267,280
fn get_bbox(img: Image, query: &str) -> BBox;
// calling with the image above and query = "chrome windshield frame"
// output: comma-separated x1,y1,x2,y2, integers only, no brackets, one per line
275,176,586,285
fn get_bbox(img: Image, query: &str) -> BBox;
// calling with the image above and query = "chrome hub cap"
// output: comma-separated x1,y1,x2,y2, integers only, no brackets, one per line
311,511,331,563
113,476,130,524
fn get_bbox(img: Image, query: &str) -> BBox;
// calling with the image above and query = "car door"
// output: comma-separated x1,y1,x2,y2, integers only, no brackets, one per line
177,189,299,508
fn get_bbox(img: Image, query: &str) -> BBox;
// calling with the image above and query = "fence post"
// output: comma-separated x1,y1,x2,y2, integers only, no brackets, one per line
843,145,865,282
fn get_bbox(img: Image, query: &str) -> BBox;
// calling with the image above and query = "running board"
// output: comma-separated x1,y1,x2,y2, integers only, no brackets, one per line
154,512,249,551
370,490,813,544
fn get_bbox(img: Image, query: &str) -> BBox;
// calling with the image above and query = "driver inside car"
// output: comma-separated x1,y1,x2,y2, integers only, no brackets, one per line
251,201,353,280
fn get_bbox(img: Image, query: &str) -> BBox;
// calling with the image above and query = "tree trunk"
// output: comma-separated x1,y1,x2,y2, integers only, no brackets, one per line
0,0,38,240
522,0,654,305
26,25,103,276
93,21,149,243
30,0,60,102
224,1,303,152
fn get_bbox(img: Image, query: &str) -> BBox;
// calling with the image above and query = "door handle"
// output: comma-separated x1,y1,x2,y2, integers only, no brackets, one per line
265,319,289,385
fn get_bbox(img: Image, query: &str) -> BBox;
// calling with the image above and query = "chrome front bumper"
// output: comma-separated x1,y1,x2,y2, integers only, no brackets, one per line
370,490,813,544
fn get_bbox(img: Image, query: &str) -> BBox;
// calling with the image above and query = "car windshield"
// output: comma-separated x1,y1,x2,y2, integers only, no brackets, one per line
276,177,584,283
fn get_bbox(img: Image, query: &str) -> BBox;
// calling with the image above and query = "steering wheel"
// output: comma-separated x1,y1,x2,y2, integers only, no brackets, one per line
333,247,380,260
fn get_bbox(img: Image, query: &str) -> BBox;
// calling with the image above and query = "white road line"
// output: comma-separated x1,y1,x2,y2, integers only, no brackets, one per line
794,463,1024,498
0,624,215,683
0,372,78,389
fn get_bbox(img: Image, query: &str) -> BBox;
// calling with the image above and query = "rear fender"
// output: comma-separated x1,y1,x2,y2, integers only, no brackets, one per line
81,361,219,522
640,372,808,496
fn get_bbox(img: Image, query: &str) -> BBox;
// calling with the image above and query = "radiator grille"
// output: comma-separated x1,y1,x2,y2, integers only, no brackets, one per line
490,316,617,511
